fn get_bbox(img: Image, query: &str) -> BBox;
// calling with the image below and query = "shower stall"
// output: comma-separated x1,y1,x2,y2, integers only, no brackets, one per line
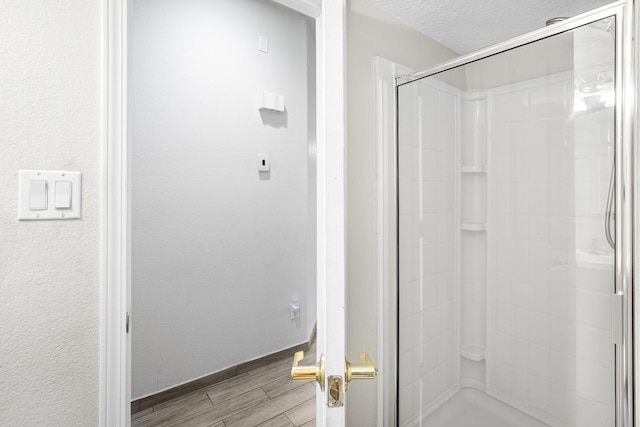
395,1,634,426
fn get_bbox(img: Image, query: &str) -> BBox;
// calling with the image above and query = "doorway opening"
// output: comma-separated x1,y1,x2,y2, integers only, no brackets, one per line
128,0,317,425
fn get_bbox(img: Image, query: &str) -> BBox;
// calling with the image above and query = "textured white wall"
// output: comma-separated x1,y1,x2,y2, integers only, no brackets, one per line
0,1,101,426
346,0,457,424
130,0,316,399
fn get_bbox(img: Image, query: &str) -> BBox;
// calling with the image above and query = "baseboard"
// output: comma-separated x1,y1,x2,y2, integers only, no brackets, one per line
131,323,317,414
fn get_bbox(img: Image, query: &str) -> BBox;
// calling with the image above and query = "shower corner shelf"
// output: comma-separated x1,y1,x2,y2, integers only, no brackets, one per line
461,223,486,232
461,345,485,361
461,166,486,174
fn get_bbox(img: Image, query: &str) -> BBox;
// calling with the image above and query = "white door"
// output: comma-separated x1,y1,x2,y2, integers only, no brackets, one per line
309,1,348,425
291,1,377,425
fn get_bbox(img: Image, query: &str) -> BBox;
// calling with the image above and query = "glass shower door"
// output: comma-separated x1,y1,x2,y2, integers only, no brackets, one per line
397,6,630,426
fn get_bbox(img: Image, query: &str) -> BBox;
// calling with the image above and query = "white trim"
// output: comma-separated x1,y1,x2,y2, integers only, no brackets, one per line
634,0,640,422
374,57,412,427
271,0,321,17
316,1,347,424
103,0,130,426
314,9,327,418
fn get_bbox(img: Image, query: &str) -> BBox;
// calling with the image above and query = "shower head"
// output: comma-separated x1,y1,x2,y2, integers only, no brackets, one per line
546,16,615,35
573,71,614,113
546,17,568,26
576,72,613,94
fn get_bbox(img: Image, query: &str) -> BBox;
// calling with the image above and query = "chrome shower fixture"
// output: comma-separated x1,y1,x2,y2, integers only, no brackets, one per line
546,16,614,35
546,17,568,26
576,71,614,94
573,71,615,113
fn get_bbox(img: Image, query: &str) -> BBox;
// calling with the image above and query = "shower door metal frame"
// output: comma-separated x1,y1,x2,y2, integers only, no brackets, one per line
394,1,637,425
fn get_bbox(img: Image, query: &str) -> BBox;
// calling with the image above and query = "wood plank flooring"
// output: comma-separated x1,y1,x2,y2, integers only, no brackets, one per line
132,344,316,427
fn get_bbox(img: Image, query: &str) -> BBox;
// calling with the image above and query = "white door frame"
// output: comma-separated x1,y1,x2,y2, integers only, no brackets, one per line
374,57,414,427
100,0,346,426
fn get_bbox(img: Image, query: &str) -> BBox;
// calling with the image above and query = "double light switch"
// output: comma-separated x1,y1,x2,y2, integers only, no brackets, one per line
18,170,81,220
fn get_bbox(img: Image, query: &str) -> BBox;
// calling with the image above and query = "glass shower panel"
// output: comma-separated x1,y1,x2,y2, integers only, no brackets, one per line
398,16,616,427
397,77,459,424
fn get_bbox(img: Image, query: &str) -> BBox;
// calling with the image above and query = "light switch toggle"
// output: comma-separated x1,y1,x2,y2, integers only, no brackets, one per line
29,180,48,210
257,153,271,172
18,170,82,220
55,181,72,209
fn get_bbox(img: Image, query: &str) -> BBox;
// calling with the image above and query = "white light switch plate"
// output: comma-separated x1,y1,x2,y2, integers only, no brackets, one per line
257,153,271,172
18,170,82,220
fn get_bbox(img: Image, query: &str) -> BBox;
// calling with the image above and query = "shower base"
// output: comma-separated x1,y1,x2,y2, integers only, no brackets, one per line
422,388,548,427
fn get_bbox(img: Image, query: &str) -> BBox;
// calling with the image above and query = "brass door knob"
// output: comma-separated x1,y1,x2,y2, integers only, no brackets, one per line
345,352,378,384
291,351,325,391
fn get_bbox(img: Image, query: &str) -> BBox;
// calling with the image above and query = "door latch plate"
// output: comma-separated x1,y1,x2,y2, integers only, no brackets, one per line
328,375,344,407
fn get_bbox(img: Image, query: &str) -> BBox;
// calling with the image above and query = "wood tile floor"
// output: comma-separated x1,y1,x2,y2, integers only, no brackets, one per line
132,343,316,427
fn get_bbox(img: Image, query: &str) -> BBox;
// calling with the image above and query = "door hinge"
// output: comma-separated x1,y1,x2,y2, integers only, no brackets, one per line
126,312,130,334
612,292,623,345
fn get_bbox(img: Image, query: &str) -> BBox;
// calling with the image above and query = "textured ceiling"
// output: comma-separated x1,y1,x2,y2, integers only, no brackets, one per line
366,0,616,54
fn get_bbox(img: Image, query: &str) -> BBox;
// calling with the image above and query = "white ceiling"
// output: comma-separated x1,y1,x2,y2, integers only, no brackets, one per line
366,0,616,54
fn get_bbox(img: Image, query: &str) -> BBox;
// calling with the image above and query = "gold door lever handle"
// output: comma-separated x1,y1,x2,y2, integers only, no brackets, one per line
291,351,325,391
345,352,378,384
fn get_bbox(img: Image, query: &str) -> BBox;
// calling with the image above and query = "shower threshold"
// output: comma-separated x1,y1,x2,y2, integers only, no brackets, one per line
422,388,548,427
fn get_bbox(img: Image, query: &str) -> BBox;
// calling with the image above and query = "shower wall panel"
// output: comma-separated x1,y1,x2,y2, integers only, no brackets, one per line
486,72,614,427
459,91,488,390
398,79,459,425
